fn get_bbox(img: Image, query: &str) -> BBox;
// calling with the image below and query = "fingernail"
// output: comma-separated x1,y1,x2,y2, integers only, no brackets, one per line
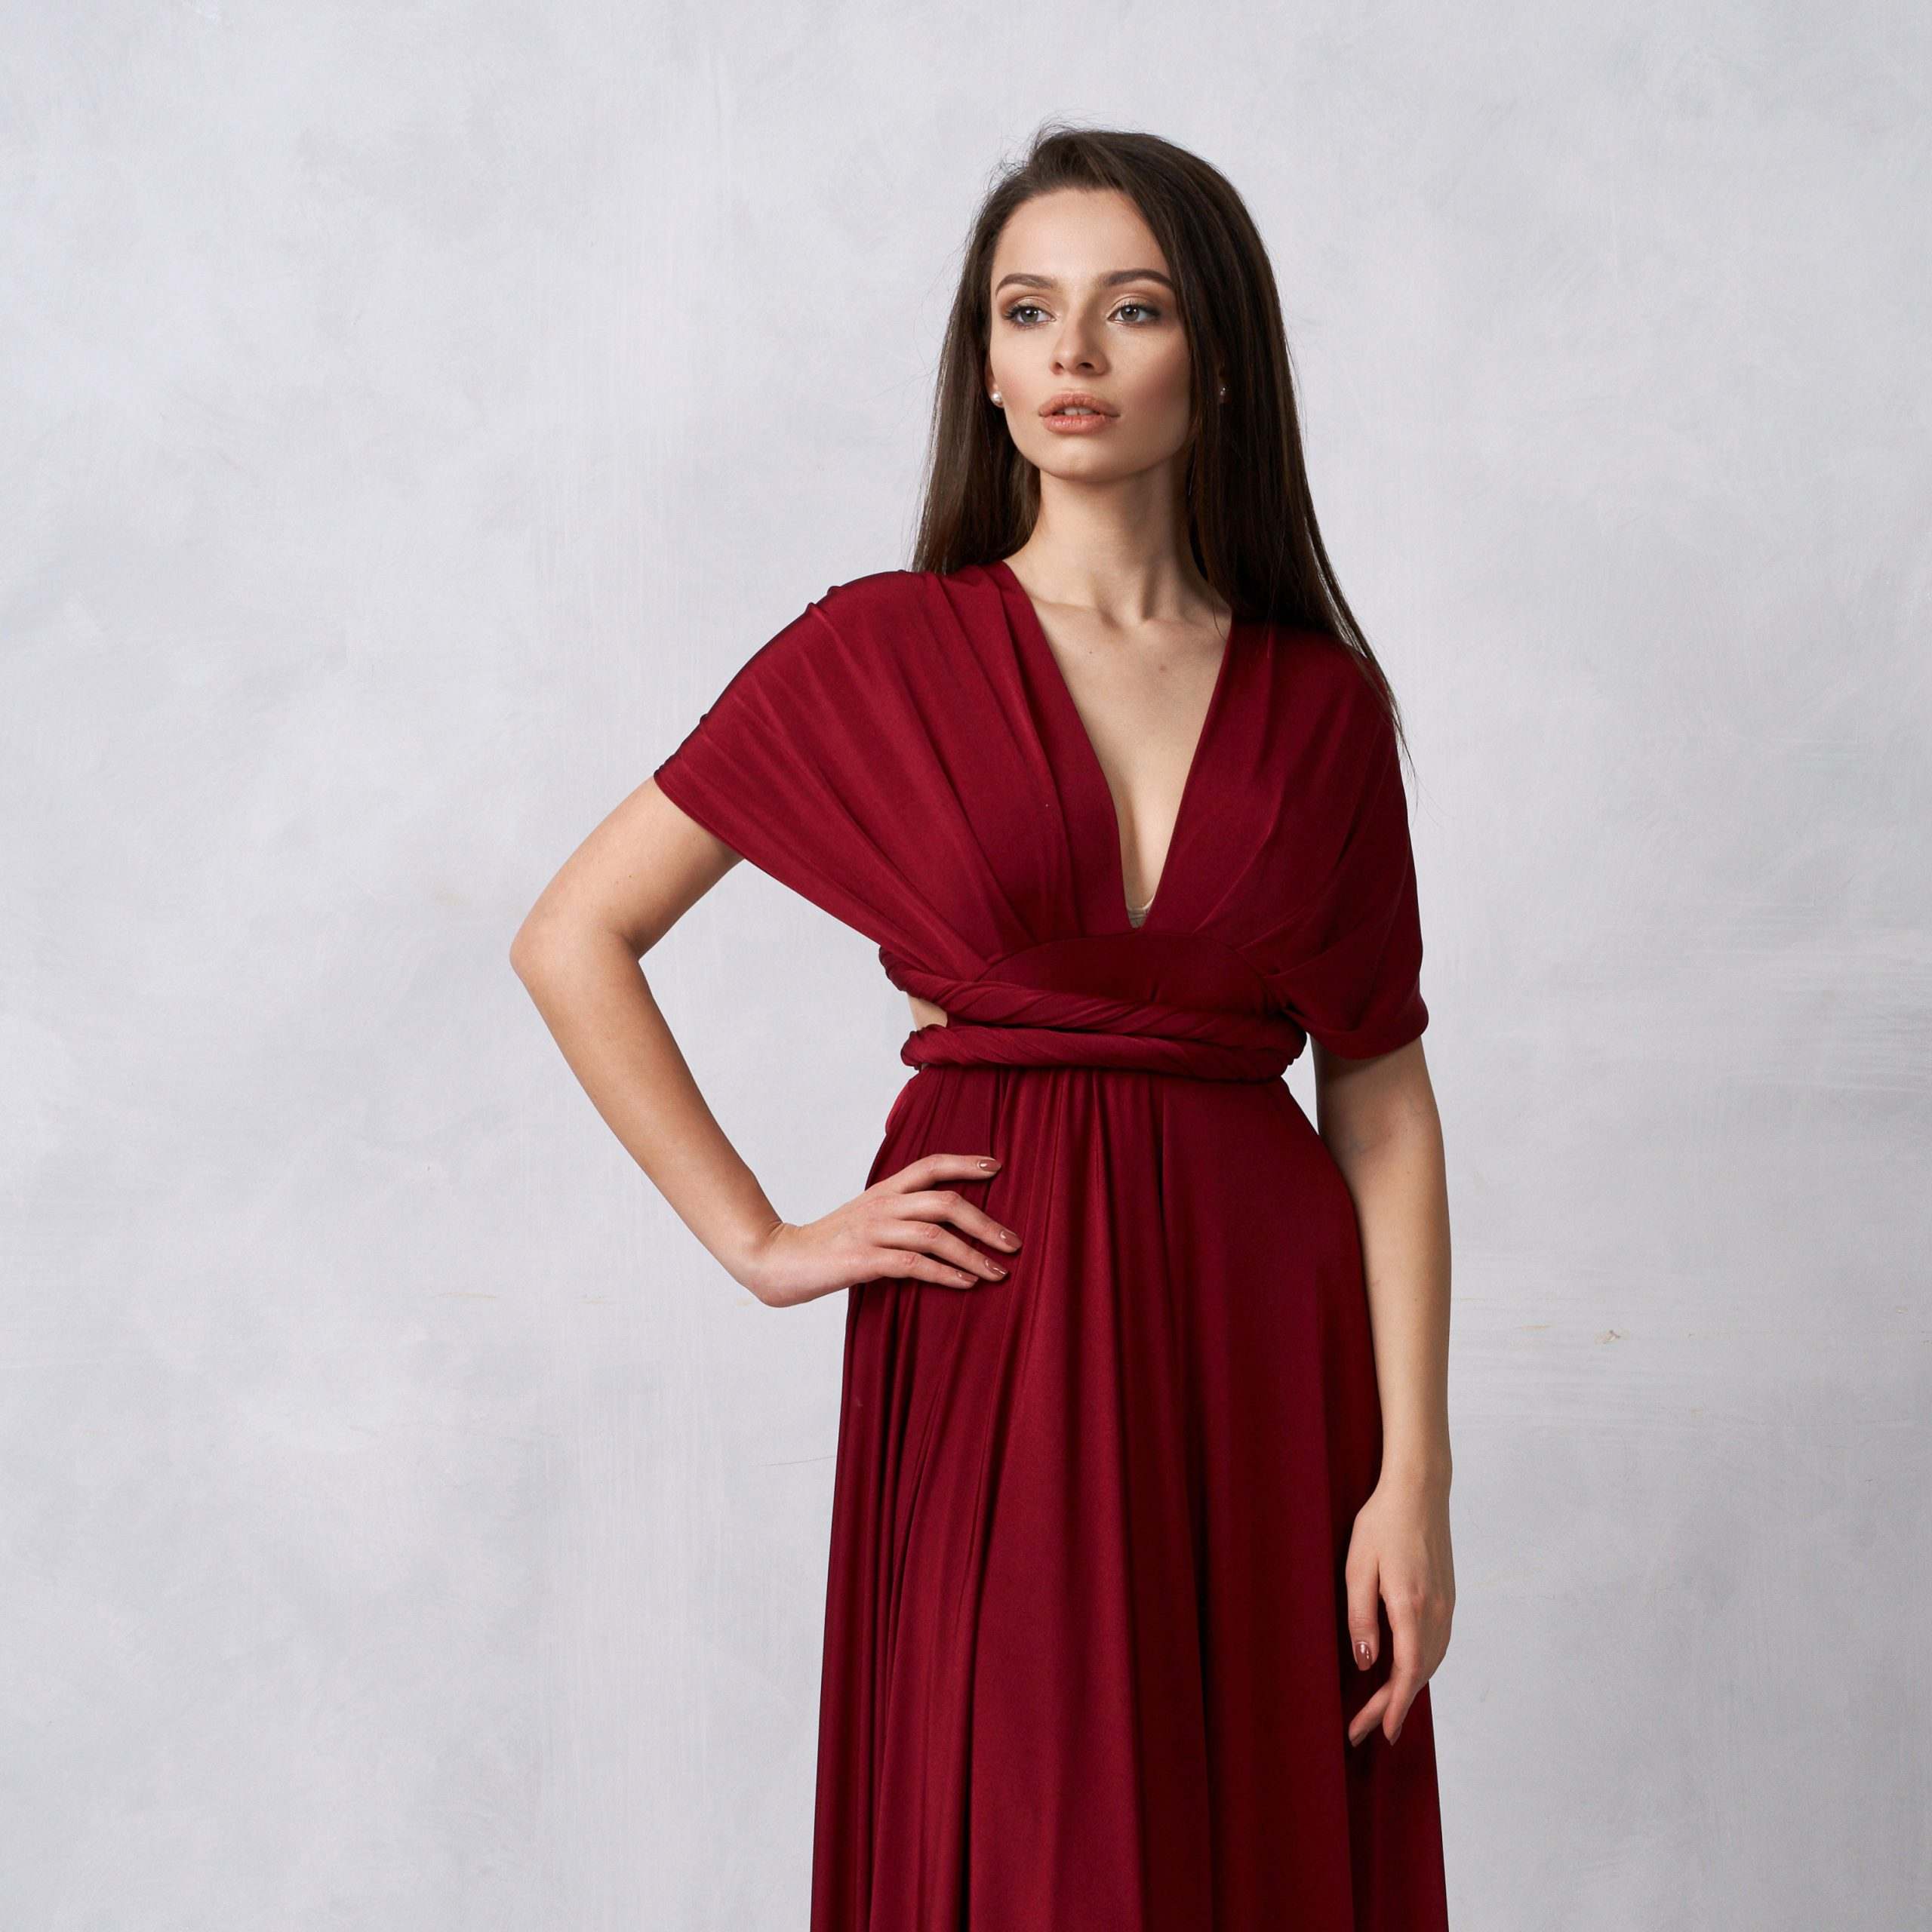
1355,1638,1373,1669
989,1265,1008,1278
979,1158,998,1170
997,1229,1018,1246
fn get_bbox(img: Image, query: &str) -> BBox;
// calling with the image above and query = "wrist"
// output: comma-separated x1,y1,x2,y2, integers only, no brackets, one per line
721,1213,789,1294
1378,1435,1452,1495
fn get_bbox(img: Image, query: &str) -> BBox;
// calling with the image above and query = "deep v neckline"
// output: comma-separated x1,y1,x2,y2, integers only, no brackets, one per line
990,556,1240,937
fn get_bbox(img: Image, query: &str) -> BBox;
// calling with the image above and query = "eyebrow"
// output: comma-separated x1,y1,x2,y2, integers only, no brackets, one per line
992,268,1177,296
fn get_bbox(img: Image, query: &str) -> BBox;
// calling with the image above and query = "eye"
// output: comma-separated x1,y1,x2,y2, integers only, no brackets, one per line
999,297,1165,328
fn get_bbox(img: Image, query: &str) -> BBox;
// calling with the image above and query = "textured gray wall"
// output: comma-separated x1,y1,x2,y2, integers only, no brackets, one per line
5,4,1927,1927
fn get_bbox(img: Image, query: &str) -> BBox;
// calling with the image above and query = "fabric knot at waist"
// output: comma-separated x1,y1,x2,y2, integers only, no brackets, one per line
878,937,1304,1084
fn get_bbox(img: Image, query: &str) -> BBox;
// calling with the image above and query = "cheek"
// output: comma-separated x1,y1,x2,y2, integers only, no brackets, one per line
1125,340,1197,417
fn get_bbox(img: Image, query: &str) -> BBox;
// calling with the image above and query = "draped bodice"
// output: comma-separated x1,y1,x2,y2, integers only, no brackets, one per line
880,937,1306,1082
651,563,1429,1072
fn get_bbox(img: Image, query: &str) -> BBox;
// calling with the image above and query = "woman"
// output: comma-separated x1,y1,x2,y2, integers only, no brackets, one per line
514,125,1455,1930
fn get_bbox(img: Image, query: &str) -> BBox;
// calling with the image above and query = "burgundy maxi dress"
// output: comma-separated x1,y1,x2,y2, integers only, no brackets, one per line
652,560,1450,1930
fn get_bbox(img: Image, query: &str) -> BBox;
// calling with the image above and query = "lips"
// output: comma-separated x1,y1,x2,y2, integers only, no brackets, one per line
1040,392,1117,417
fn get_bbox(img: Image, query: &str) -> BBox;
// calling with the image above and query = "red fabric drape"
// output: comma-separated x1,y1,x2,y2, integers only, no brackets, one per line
654,562,1445,1930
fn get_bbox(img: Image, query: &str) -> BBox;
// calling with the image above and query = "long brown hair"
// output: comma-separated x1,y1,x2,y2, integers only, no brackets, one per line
910,121,1411,761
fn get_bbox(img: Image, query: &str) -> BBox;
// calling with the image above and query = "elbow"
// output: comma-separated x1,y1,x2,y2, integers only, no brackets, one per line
509,916,559,987
511,913,641,988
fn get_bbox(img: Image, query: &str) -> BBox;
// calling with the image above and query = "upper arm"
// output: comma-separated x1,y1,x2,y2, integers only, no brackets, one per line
512,776,743,965
1312,1032,1437,1158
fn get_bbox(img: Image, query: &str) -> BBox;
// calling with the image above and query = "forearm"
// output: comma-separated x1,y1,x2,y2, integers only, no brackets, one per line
1320,1075,1452,1487
511,919,780,1285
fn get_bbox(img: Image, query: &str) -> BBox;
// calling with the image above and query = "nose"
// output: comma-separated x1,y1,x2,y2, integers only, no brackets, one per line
1051,315,1106,374
1053,339,1105,376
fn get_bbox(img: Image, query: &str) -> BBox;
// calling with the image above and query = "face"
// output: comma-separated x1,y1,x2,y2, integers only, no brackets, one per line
985,186,1202,485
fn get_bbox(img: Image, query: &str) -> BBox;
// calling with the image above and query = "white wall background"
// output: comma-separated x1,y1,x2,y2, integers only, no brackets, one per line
4,3,1927,1926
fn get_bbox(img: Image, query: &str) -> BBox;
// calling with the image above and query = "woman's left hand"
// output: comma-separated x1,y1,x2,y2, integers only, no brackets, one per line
1343,1467,1456,1747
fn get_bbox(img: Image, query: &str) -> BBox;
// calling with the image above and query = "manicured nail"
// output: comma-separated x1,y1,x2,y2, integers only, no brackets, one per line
989,1265,1008,1278
1355,1638,1373,1668
979,1158,998,1170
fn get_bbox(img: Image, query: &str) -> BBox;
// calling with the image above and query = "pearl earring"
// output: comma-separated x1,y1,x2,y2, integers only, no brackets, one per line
991,389,1003,405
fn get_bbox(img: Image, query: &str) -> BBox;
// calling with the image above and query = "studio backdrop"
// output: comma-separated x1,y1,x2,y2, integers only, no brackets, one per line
3,4,1926,1927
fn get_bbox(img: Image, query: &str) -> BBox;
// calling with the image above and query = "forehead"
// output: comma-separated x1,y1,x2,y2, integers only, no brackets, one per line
989,188,1169,288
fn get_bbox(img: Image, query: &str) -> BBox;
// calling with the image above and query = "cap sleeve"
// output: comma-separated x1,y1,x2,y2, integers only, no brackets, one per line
652,580,987,965
651,598,866,930
1275,671,1430,1061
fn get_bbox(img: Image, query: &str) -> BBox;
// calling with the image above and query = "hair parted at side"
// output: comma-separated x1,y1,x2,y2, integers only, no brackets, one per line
911,119,1411,758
